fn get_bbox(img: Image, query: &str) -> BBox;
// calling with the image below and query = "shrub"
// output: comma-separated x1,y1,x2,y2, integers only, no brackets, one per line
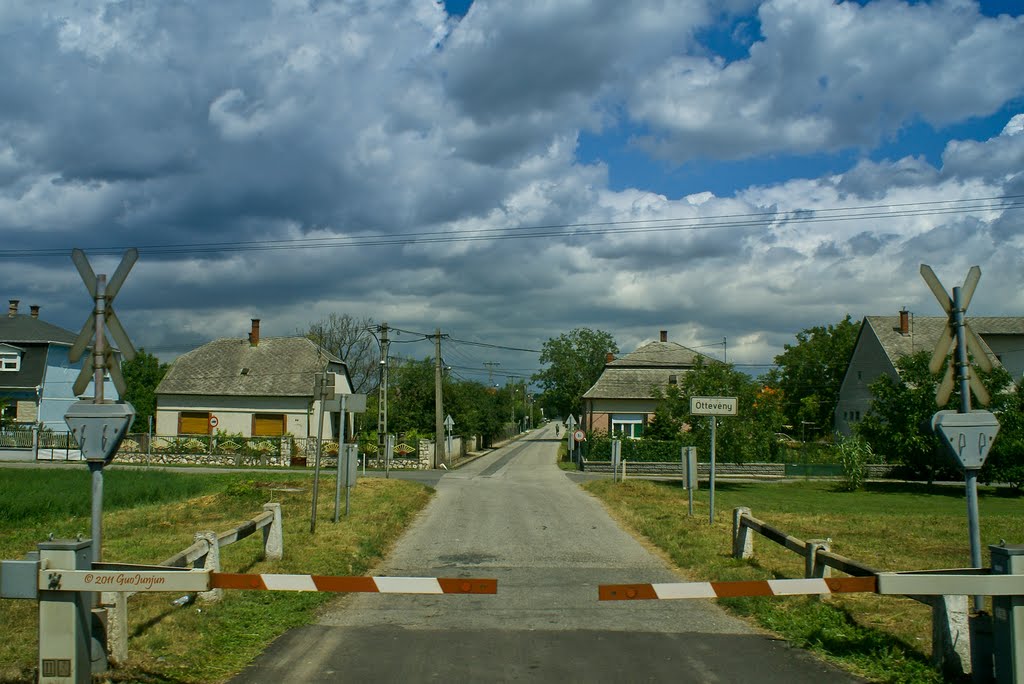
836,435,872,491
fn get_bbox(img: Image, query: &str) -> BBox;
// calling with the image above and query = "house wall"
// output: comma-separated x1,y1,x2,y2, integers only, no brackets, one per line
834,329,897,436
37,345,119,430
156,394,336,439
585,398,659,435
979,334,1024,382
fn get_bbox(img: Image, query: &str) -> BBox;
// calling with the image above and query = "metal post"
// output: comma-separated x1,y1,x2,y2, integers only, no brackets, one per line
93,276,106,403
311,372,325,534
709,416,717,524
89,463,103,567
955,286,984,613
334,393,347,523
146,415,152,466
385,433,394,479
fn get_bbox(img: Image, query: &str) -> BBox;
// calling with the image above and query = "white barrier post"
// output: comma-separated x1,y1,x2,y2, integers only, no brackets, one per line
262,503,283,561
196,532,222,604
732,507,753,559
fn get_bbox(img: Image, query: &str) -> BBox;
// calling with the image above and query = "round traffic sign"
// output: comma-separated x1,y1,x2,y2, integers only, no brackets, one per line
209,416,219,428
573,430,585,442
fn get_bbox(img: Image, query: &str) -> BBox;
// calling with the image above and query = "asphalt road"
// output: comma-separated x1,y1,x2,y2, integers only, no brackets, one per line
226,424,861,683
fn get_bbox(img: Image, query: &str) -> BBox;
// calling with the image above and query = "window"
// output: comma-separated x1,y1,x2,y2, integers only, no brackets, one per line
253,413,286,437
179,412,211,435
611,414,644,439
0,352,20,372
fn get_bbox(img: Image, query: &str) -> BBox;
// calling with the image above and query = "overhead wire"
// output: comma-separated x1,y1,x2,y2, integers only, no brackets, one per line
1,194,1020,258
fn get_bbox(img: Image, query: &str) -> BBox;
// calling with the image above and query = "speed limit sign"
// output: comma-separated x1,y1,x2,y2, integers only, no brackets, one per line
573,429,585,442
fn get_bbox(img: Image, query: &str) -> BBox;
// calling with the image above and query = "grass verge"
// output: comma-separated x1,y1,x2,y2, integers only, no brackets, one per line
0,467,431,683
584,478,1023,684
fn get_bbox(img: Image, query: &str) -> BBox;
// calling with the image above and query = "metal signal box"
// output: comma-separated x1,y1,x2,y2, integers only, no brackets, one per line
64,401,136,464
990,544,1024,683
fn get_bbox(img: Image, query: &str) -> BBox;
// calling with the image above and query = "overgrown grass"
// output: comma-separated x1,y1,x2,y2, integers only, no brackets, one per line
585,479,1024,684
0,468,432,683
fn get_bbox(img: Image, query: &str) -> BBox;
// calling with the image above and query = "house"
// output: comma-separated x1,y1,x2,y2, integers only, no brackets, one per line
0,299,121,430
155,319,352,440
834,311,1024,435
582,330,708,437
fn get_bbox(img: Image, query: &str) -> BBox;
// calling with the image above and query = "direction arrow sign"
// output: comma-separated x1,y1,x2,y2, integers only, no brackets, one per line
931,410,999,469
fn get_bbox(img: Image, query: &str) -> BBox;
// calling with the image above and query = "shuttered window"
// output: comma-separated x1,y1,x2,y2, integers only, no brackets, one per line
253,414,286,437
179,412,210,435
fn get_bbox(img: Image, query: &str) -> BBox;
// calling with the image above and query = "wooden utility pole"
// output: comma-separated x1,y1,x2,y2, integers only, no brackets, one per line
434,329,445,468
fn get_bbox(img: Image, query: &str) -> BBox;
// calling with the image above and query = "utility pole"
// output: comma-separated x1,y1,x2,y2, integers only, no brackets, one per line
377,322,390,453
434,328,445,468
483,361,500,385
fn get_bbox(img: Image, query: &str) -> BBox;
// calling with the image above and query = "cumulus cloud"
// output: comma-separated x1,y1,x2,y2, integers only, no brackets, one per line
0,0,1021,375
627,0,1024,161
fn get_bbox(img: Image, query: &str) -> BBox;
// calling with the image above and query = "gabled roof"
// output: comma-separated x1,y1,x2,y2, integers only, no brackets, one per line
584,340,705,400
157,336,346,397
864,315,1002,369
0,315,77,346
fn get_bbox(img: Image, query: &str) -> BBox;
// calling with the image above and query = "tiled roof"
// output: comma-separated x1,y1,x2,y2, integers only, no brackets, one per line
865,315,1003,367
584,340,705,399
0,315,77,345
157,337,344,397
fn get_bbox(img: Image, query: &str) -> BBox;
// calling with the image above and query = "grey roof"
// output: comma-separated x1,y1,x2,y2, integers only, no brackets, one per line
157,336,345,397
584,341,706,400
0,314,77,346
864,315,1004,368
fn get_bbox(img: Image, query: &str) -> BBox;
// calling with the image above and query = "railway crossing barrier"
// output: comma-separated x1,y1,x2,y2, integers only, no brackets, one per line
1,537,497,684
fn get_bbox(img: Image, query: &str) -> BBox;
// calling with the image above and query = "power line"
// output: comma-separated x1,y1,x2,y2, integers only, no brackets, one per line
2,194,1020,258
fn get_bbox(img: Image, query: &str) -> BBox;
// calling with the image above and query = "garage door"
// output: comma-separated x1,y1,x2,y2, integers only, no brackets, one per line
253,413,286,437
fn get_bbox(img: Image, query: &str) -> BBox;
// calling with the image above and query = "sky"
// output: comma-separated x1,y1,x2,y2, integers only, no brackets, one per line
1,0,1023,389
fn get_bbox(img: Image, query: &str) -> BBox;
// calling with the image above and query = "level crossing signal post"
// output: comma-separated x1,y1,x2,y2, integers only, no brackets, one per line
921,264,1000,615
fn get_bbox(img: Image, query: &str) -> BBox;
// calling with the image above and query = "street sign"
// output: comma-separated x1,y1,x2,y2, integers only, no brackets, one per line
64,400,136,464
573,429,585,442
690,396,738,416
69,248,138,397
444,414,454,429
920,265,992,406
932,410,999,469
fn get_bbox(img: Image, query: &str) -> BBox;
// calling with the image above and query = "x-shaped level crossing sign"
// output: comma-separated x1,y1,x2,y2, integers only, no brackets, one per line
68,248,138,397
920,264,992,407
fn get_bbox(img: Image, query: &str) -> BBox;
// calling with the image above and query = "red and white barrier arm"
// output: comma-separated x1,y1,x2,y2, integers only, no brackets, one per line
599,576,876,601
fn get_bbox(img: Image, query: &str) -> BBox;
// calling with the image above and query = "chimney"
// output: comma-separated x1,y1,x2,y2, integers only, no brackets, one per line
606,352,614,363
660,330,668,343
899,309,909,335
8,300,18,317
30,305,39,319
249,319,261,346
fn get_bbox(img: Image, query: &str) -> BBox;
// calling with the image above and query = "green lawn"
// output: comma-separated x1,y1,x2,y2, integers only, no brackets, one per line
585,478,1023,684
0,467,432,683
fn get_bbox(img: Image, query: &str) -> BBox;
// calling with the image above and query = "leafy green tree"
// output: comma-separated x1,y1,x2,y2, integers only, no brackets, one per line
387,357,436,436
981,371,1024,491
855,351,1012,482
647,358,786,462
446,380,506,445
122,349,168,432
770,316,860,434
534,328,617,420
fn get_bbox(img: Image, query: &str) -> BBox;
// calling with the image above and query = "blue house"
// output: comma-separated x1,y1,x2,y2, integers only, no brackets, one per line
0,299,119,432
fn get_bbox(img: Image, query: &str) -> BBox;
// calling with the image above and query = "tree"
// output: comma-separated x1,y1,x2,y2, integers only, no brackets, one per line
770,316,861,435
122,348,168,432
302,313,378,394
854,351,1014,481
387,357,436,436
446,380,506,445
534,328,618,420
647,358,786,462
